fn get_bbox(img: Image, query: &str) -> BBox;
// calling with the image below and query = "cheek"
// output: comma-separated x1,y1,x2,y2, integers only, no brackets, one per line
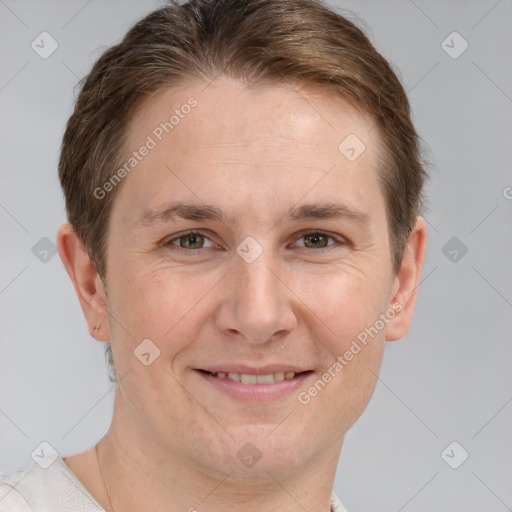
106,261,219,360
294,264,389,421
298,271,387,433
300,263,390,352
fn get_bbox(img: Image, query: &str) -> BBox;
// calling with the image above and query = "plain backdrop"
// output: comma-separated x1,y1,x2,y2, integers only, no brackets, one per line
0,1,511,511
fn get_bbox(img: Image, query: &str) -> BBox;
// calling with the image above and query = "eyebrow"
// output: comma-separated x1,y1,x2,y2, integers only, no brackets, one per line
133,201,370,228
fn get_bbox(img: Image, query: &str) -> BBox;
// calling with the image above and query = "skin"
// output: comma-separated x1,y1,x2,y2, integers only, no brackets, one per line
58,76,426,512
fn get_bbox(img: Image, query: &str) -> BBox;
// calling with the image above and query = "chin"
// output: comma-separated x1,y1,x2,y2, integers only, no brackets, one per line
223,424,317,478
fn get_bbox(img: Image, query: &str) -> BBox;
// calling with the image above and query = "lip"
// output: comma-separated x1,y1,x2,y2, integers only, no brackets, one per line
194,369,315,402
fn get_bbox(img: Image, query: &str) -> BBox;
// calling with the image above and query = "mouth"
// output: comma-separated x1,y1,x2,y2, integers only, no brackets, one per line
194,368,315,402
197,369,311,384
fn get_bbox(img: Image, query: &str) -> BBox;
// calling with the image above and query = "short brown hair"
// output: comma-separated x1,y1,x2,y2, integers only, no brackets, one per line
60,0,426,281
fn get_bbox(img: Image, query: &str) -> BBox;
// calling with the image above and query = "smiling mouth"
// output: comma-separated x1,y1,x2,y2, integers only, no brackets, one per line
197,369,313,385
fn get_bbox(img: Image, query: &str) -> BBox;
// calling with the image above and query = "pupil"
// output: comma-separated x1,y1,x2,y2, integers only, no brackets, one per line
183,234,202,248
306,233,327,248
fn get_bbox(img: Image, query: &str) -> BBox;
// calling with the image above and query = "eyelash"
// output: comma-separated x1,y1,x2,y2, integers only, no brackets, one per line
164,229,346,255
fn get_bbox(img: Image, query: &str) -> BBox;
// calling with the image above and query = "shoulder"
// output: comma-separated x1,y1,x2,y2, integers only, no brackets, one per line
0,467,33,511
331,491,350,512
0,457,103,512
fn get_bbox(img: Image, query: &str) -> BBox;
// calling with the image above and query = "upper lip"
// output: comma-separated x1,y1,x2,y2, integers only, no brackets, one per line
197,365,312,375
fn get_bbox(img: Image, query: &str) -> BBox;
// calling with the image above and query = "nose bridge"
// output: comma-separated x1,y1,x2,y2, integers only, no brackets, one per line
237,248,279,306
219,239,295,343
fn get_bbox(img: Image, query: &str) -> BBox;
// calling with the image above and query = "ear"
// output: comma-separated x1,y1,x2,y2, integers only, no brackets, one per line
385,216,427,341
57,223,110,341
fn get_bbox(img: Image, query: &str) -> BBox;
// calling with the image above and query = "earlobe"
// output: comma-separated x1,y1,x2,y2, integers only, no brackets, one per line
385,216,427,342
57,223,110,341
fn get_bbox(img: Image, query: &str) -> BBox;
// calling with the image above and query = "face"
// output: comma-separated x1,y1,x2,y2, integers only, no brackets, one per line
101,77,400,478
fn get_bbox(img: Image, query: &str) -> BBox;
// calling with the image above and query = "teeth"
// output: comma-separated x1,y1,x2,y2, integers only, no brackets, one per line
273,371,285,382
256,374,274,384
228,372,240,382
211,371,297,384
241,374,257,384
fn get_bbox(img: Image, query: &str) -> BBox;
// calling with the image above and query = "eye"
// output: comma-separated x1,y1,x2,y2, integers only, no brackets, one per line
164,229,345,254
292,230,344,250
166,230,215,250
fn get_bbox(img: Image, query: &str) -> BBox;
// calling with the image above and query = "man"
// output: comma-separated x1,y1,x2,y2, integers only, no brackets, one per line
0,1,426,510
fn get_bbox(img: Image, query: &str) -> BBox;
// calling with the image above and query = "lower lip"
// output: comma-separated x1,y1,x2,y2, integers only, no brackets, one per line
195,370,314,402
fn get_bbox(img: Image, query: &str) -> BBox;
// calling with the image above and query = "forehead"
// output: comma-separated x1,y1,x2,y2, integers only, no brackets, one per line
129,77,377,156
113,76,385,228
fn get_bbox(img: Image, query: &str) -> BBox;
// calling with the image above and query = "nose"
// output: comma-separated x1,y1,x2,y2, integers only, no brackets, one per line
215,246,297,345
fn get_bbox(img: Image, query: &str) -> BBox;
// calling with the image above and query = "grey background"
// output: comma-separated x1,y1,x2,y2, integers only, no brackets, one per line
1,1,511,511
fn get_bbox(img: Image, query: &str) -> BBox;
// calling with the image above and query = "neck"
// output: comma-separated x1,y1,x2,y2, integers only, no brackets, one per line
97,390,341,512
